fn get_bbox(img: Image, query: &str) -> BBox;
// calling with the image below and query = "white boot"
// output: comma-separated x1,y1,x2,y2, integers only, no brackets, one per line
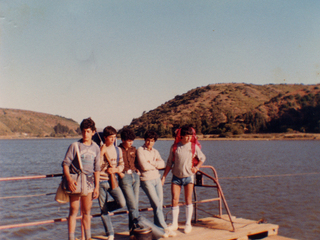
168,206,179,231
184,204,193,234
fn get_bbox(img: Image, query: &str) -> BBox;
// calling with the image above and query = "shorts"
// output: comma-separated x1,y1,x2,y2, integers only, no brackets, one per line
86,174,95,193
172,175,194,186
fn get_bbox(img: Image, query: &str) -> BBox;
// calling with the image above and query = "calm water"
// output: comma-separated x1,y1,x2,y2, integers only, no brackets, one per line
0,139,319,240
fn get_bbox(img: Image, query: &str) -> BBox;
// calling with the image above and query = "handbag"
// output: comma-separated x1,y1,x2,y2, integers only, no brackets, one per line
55,183,69,204
61,142,89,196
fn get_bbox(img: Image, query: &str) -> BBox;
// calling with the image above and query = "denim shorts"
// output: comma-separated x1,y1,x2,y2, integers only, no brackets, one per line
172,175,194,186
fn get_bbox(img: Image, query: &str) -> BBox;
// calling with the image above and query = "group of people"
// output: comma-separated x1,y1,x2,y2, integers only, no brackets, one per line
62,118,206,240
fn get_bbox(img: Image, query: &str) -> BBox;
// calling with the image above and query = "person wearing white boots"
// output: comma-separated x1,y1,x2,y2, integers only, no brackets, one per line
161,125,206,234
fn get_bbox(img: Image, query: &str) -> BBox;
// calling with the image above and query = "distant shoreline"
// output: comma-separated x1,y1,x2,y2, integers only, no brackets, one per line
1,133,319,141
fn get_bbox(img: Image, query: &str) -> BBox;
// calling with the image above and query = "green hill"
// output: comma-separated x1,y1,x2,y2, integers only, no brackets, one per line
125,83,320,137
0,108,81,138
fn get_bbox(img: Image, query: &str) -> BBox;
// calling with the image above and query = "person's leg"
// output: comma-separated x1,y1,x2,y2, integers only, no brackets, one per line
119,173,139,230
132,172,140,210
98,181,114,237
141,178,167,229
81,194,93,240
184,183,194,234
108,186,126,210
68,195,80,240
170,183,181,230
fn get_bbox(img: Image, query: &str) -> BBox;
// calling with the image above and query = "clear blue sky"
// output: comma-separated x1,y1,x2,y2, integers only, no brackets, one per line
1,1,320,129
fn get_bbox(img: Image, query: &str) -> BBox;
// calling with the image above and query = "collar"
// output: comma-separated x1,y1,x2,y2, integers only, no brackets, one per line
142,144,153,151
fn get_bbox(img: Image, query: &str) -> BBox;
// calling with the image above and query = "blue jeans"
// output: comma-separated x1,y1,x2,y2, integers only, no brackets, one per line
141,177,167,229
119,172,140,230
98,181,126,236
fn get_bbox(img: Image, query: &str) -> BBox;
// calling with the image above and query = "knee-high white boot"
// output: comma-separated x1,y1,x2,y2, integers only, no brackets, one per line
185,204,193,234
169,206,179,230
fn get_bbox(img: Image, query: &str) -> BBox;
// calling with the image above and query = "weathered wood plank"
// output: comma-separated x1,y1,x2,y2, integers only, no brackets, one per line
91,216,295,240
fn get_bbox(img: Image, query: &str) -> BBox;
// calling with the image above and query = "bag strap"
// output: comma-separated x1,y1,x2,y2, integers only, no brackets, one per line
74,142,83,171
115,146,120,164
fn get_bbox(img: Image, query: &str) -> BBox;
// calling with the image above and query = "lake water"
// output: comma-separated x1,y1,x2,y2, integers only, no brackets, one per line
0,139,319,240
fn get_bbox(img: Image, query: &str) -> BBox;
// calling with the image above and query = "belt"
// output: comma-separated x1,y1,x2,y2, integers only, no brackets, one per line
124,169,133,174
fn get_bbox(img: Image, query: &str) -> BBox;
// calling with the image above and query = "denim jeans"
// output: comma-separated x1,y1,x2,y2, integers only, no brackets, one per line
141,177,167,229
119,171,140,230
98,180,126,236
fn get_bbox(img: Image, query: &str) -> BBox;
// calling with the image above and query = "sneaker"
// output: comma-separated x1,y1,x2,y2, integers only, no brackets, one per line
162,232,169,238
167,223,178,231
108,235,114,240
165,228,177,237
184,224,192,234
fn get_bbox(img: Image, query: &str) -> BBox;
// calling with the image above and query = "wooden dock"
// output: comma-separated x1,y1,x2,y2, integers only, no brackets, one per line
91,215,296,240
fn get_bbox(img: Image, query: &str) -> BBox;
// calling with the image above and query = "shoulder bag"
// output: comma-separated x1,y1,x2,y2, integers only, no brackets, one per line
62,142,88,196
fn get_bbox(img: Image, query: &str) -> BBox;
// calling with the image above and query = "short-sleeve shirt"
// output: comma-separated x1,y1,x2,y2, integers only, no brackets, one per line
166,142,206,178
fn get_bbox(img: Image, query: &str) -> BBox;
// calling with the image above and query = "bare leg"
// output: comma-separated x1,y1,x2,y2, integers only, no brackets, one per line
81,194,93,240
80,200,85,240
68,195,81,240
171,183,181,207
184,183,194,206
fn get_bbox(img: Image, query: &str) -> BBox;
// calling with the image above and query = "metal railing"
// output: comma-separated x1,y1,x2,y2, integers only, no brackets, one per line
0,165,235,232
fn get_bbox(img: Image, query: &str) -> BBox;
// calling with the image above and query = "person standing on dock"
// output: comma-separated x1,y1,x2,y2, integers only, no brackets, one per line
99,126,126,240
137,130,176,238
62,118,100,240
118,128,140,235
161,125,206,234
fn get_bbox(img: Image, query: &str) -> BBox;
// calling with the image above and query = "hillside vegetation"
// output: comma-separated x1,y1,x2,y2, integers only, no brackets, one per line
0,108,80,138
125,83,320,138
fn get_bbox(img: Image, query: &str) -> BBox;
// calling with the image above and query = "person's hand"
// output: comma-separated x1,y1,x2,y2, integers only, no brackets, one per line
191,166,199,174
68,178,77,192
92,187,99,199
107,167,117,174
118,172,125,179
161,176,166,186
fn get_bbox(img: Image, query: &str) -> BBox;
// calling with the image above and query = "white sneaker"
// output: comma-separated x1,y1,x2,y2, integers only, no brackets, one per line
165,228,177,237
162,232,169,238
167,223,178,231
108,235,114,240
184,224,192,234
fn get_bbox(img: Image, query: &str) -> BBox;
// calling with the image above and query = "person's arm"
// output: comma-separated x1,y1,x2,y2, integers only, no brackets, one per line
161,165,171,185
93,171,100,199
191,146,206,173
191,161,204,173
100,145,108,172
137,147,155,172
116,148,124,173
153,150,166,169
161,147,173,185
62,143,78,192
92,146,101,199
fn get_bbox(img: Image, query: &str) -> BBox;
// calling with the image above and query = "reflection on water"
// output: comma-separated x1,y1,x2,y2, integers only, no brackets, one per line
0,139,319,239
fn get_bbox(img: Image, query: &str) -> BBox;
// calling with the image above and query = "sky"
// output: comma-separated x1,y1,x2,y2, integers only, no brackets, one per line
1,1,320,129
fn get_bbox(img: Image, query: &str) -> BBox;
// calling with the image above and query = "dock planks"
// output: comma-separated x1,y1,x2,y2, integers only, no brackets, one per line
91,215,296,240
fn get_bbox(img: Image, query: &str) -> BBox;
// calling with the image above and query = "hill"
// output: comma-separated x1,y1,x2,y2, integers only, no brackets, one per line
125,83,320,137
0,108,81,138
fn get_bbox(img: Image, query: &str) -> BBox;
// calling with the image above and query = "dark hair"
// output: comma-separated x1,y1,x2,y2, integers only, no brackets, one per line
180,125,194,136
80,117,96,132
103,126,117,138
120,128,136,141
144,130,158,141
